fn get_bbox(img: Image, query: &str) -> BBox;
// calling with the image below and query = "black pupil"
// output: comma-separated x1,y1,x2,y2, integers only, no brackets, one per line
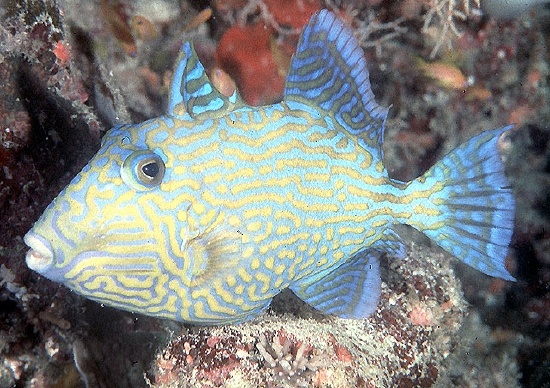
142,161,159,178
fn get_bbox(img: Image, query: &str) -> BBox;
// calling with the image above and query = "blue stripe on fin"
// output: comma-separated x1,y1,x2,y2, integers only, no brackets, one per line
370,228,406,259
290,249,381,319
284,10,389,167
406,126,516,280
168,43,245,119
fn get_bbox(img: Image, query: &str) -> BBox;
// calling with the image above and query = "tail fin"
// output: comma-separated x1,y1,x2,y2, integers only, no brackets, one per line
404,127,515,280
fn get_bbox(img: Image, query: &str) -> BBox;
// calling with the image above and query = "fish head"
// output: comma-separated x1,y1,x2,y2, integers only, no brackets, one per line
23,121,188,313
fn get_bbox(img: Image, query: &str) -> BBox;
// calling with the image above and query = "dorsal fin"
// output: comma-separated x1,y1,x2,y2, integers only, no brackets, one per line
284,10,389,167
168,42,245,119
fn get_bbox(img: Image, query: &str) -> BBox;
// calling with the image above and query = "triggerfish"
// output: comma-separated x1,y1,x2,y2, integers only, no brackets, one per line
24,10,515,324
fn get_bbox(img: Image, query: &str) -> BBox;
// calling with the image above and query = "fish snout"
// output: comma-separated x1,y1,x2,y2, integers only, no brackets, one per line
24,232,55,273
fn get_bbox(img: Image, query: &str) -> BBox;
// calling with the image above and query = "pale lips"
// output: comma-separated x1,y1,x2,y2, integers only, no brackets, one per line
24,232,54,272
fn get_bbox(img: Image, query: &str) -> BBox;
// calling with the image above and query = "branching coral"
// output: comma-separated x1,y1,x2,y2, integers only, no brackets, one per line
334,5,407,57
256,328,329,387
422,0,481,58
261,0,483,58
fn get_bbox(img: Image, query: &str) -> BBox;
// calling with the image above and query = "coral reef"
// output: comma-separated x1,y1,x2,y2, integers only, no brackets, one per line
441,311,523,387
0,0,101,248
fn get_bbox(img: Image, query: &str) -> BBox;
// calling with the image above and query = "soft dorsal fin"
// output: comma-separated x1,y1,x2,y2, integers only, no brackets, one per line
284,10,389,167
168,42,245,119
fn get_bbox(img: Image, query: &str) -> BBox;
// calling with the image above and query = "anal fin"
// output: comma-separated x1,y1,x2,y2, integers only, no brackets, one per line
290,250,381,319
370,227,406,259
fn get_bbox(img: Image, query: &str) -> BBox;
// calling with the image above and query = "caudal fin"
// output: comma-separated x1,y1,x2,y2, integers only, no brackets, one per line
405,127,516,280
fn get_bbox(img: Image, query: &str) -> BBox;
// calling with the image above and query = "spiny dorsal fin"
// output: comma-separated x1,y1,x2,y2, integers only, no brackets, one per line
168,42,245,119
284,10,389,166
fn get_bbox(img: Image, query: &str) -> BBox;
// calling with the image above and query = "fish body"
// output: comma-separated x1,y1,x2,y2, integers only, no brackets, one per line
24,11,515,324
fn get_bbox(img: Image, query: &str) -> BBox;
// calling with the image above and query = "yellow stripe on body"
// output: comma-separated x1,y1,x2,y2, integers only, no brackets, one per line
274,210,302,228
347,181,444,204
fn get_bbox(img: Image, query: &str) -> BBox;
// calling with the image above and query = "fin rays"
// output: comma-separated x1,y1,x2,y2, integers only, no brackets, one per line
168,43,245,119
291,250,382,319
284,10,389,169
407,127,516,280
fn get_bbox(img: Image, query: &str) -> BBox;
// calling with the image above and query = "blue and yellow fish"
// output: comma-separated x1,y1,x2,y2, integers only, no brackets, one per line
24,10,515,324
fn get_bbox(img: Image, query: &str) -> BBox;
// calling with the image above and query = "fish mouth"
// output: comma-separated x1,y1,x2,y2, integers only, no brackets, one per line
24,232,55,273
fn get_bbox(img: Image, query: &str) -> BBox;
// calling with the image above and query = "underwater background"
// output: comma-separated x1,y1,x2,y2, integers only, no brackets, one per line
0,0,549,387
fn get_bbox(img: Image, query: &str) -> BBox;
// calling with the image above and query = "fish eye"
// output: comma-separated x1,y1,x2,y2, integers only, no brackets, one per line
137,158,163,184
121,150,165,190
141,160,160,178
